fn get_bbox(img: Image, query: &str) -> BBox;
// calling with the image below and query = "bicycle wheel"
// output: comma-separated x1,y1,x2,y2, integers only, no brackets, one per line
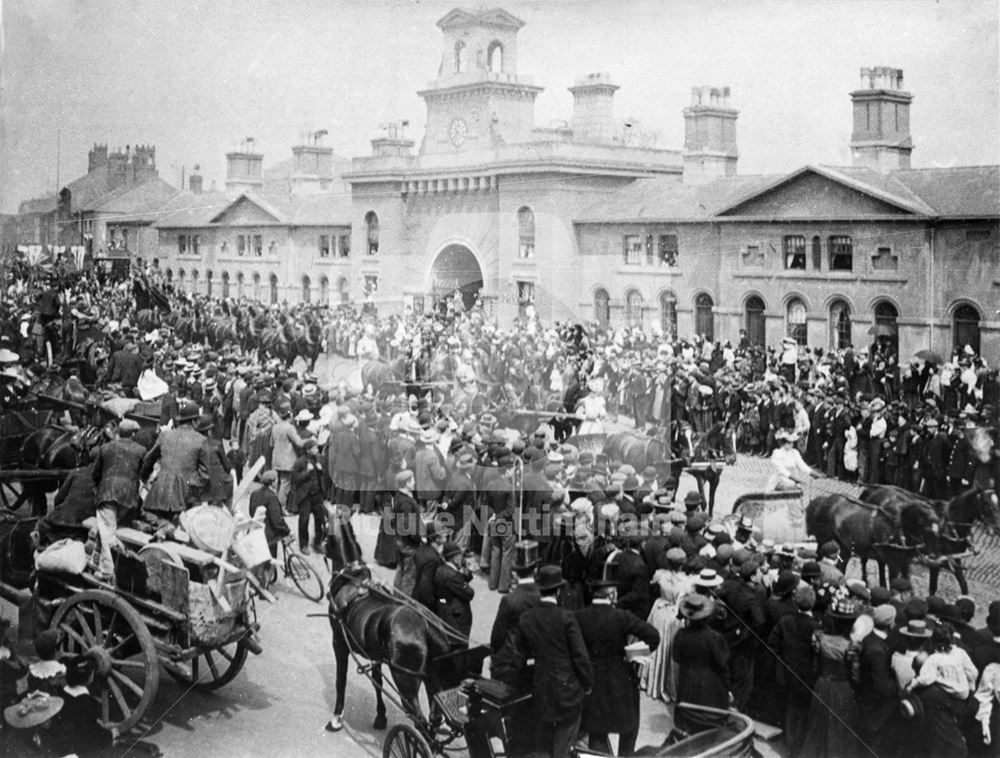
286,552,325,602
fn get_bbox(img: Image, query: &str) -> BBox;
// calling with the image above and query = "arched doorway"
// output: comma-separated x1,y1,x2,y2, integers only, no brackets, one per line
594,289,610,328
336,276,349,305
786,297,808,345
236,272,244,298
745,295,765,347
625,290,643,329
830,299,852,349
695,293,714,340
221,271,230,299
205,270,213,298
954,303,981,354
269,273,279,305
873,301,899,356
302,275,311,304
319,276,329,304
430,244,483,311
252,272,261,301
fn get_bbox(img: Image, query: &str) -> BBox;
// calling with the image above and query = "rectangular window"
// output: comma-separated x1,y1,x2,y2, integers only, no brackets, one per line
237,235,246,256
518,236,535,259
338,234,351,258
872,246,898,271
743,244,764,267
319,234,330,258
783,235,806,270
829,235,853,271
253,235,263,257
623,234,643,265
177,235,187,256
516,280,535,317
192,235,200,256
364,275,378,296
658,234,678,267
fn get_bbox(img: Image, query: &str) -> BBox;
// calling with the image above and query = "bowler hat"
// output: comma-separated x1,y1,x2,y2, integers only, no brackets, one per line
536,565,566,592
683,491,704,510
774,570,798,597
442,542,462,561
679,594,715,621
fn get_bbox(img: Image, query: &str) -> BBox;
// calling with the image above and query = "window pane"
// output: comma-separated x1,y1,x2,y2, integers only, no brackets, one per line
237,236,246,256
254,235,263,256
623,234,643,265
319,235,330,257
783,235,806,270
659,234,678,267
339,234,351,258
829,236,853,271
787,299,807,345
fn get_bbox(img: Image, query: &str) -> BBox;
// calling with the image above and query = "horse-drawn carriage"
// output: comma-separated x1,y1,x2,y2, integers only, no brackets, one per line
0,521,265,733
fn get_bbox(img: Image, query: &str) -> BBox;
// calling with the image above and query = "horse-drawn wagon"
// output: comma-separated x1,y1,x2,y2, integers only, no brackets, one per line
0,521,265,733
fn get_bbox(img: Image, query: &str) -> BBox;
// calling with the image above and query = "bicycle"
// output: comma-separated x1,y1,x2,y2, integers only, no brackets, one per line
268,536,326,603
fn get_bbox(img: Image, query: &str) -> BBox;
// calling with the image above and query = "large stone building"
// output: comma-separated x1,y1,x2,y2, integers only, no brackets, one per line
149,8,1000,356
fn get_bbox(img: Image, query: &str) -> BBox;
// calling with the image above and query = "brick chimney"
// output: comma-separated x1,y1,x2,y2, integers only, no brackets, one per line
225,139,264,197
850,67,913,172
189,165,203,194
569,73,619,144
291,130,334,194
682,86,739,184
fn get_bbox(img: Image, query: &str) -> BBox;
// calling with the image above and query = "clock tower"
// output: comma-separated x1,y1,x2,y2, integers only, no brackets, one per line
418,7,543,155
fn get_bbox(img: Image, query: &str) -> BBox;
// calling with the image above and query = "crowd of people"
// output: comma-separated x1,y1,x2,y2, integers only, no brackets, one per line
0,261,998,758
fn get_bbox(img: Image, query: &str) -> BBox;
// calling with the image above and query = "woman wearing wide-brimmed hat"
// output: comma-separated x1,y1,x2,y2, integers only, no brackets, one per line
799,590,867,758
642,547,690,702
671,593,731,735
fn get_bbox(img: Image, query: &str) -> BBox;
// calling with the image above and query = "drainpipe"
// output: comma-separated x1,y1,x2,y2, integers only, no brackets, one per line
927,223,935,349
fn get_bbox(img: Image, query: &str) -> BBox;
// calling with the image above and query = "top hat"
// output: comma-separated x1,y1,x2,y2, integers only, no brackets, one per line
512,540,540,571
588,560,620,588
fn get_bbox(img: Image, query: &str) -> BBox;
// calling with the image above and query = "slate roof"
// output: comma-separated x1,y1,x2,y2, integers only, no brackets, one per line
577,163,1000,222
153,189,351,229
152,191,232,228
88,178,178,222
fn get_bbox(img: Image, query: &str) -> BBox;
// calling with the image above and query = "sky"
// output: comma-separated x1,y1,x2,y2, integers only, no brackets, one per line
1,0,997,213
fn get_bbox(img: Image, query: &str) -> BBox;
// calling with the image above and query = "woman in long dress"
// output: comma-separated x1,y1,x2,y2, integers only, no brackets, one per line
643,548,690,701
672,594,731,735
577,377,607,435
799,592,868,758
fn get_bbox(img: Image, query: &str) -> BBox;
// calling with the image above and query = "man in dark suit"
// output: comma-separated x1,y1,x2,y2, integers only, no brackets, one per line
91,419,147,581
108,341,145,396
510,566,593,758
575,576,659,756
490,541,541,655
857,604,899,754
610,528,651,620
767,584,820,754
433,541,474,644
412,522,448,611
921,417,951,498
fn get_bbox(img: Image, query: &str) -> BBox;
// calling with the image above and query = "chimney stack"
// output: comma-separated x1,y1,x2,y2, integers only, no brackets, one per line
189,165,203,194
682,86,738,184
291,130,335,194
569,73,619,144
370,122,415,158
225,139,264,197
849,66,913,172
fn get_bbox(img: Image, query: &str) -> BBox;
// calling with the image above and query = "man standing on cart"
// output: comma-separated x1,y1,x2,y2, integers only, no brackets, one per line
91,419,147,582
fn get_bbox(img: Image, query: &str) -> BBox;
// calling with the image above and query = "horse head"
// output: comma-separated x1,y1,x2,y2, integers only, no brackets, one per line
898,500,941,553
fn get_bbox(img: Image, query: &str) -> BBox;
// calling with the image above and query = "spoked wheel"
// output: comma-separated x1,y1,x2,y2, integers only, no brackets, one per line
166,638,250,690
287,552,325,602
383,723,434,758
51,589,159,733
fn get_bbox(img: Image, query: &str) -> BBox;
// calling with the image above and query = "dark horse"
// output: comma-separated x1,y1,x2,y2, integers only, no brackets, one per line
862,484,1000,594
14,424,106,516
324,507,448,732
681,422,736,518
805,493,941,587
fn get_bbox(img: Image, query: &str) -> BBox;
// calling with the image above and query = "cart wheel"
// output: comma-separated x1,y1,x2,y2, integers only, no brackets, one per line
51,589,159,734
383,723,434,758
287,552,325,602
166,638,250,690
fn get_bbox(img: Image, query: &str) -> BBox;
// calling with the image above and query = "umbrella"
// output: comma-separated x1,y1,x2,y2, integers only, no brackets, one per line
914,349,944,364
868,323,896,337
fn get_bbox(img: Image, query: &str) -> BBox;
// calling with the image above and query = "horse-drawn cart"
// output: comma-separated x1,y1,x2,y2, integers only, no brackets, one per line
0,526,264,733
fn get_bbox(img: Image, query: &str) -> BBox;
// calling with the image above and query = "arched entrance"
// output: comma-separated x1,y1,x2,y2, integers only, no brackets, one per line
745,295,765,347
954,303,981,354
873,301,899,356
430,244,483,311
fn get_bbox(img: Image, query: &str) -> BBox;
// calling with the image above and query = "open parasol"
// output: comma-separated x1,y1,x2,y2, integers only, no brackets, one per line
868,323,896,337
914,349,944,364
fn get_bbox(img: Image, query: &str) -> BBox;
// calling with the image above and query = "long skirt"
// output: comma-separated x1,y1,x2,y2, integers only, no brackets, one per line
799,677,866,758
373,505,397,568
641,598,682,701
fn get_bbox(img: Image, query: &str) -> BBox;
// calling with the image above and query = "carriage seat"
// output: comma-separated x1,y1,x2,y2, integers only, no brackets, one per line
734,489,803,506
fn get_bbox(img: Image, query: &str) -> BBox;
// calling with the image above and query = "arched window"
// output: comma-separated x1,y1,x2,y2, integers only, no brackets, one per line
660,291,677,339
625,290,643,329
319,276,329,304
745,295,766,347
787,298,808,345
954,303,981,354
269,273,279,305
220,271,229,299
205,269,213,298
165,268,173,282
811,236,822,271
594,288,610,328
336,276,349,305
252,272,261,301
517,206,535,259
302,275,311,304
454,40,467,73
695,293,714,340
873,301,899,356
365,211,379,255
191,269,199,289
487,40,504,73
235,272,244,298
177,269,186,285
829,299,852,350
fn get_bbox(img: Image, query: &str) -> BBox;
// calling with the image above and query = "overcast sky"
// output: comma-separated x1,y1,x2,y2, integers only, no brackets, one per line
1,0,997,213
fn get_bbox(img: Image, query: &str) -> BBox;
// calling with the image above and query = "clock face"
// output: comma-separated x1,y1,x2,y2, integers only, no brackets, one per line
449,117,469,146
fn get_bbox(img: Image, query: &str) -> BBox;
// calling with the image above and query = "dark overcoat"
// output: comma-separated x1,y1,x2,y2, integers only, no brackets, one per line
92,437,147,512
141,427,210,514
433,561,474,637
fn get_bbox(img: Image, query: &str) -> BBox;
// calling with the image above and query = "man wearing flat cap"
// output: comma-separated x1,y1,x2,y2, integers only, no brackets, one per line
91,419,147,581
